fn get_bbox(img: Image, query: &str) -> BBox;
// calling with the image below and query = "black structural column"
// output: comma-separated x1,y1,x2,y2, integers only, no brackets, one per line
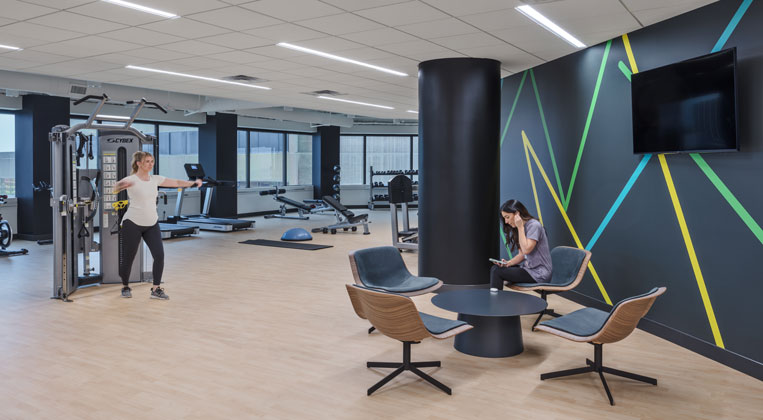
312,125,340,199
199,112,237,217
14,94,70,240
418,58,501,288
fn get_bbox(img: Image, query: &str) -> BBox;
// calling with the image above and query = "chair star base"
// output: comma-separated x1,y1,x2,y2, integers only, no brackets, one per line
540,343,657,405
366,341,451,395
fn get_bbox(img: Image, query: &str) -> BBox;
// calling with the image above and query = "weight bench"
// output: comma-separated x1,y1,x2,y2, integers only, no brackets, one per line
311,195,370,235
261,188,315,220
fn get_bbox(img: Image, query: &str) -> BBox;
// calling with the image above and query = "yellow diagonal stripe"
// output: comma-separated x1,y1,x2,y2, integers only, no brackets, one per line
622,33,639,73
522,131,612,305
523,140,543,225
658,154,724,348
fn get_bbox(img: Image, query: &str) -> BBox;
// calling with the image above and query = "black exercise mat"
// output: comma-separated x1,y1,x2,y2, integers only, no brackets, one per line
239,239,333,250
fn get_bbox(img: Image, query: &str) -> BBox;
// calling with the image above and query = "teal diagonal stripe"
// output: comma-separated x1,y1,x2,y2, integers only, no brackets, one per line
500,71,528,148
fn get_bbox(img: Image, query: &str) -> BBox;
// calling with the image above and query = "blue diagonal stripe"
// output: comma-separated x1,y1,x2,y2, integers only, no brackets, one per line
712,0,753,52
585,154,652,250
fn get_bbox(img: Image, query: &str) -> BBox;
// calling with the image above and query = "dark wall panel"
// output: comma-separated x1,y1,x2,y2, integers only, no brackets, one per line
499,0,763,376
199,113,237,217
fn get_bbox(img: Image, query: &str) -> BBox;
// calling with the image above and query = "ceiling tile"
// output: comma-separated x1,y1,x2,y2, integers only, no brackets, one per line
19,0,91,8
633,2,715,26
239,0,343,21
340,27,418,46
140,18,231,39
0,0,57,20
206,50,273,64
98,27,185,47
158,56,233,71
0,56,46,70
294,37,365,52
460,9,528,32
196,33,272,50
244,23,325,42
27,58,120,76
30,36,139,58
395,18,480,39
621,0,715,12
158,40,234,56
0,22,86,43
296,13,384,35
0,17,15,26
421,0,516,16
121,47,193,62
87,52,158,66
1,49,70,63
319,0,409,11
74,69,142,83
355,2,450,26
244,45,306,59
431,32,505,50
28,11,127,35
185,6,282,31
67,2,167,26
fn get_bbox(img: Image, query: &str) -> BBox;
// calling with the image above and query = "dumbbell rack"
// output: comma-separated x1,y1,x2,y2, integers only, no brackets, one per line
368,166,418,210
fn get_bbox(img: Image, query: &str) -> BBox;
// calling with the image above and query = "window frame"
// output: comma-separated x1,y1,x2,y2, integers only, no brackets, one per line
236,127,314,188
340,134,417,185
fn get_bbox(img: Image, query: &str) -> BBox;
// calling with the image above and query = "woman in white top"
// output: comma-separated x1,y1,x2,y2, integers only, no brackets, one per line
113,151,202,299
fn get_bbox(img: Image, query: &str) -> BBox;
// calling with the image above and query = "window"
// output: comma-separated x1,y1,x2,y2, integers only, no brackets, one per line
133,122,157,157
340,136,364,185
286,133,312,186
0,114,14,196
159,125,198,181
250,131,284,187
237,130,248,188
366,136,411,178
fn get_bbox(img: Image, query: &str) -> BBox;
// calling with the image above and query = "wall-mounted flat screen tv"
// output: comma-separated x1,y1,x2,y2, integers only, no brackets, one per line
631,47,738,154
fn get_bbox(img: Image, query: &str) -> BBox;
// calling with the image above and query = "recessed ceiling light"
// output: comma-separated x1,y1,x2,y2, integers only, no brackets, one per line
515,5,585,49
277,42,408,77
406,110,418,114
101,0,178,19
125,65,271,90
317,96,394,110
0,44,22,51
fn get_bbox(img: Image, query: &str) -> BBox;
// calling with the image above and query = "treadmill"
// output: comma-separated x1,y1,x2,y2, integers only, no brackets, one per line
157,191,200,239
173,163,254,232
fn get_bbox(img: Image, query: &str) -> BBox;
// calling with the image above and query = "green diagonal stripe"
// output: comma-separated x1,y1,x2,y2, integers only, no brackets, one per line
691,153,763,245
618,60,632,81
530,68,566,204
564,39,612,210
500,228,513,258
500,71,528,148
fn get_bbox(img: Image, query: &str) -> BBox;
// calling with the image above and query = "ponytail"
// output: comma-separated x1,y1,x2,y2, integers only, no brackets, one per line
130,151,153,175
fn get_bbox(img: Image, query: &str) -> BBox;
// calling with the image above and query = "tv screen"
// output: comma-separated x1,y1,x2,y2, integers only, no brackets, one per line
631,48,738,154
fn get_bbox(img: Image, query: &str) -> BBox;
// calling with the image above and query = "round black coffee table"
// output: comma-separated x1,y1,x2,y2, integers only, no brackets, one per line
431,289,547,358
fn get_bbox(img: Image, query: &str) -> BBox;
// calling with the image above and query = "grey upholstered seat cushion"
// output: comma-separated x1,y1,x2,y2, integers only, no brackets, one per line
548,247,587,286
354,246,440,293
539,307,610,337
419,312,468,335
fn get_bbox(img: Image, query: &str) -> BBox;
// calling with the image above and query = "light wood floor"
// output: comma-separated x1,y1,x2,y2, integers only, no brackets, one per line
1,211,761,420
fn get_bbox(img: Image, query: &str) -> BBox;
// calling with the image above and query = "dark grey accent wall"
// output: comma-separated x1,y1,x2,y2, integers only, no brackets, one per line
500,0,762,378
199,113,237,217
312,126,340,199
14,94,70,240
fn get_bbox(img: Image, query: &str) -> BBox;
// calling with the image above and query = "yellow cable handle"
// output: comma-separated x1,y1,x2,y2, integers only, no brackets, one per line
111,200,129,211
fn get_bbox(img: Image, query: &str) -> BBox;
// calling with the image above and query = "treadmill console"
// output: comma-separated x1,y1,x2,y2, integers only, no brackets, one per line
184,163,206,180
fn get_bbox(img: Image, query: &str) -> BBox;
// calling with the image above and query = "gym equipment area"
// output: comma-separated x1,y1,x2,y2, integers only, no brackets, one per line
170,163,254,232
0,195,28,257
388,175,418,251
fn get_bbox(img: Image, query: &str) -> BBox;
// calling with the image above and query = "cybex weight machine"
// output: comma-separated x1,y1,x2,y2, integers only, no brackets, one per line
50,94,165,301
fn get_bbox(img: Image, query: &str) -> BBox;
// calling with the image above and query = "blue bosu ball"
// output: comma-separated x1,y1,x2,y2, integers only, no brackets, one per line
281,227,313,241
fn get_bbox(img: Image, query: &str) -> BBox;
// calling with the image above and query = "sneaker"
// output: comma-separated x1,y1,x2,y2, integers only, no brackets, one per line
121,287,132,298
150,287,169,300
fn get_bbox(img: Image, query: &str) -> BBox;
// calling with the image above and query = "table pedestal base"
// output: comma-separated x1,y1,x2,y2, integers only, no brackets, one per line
454,314,523,358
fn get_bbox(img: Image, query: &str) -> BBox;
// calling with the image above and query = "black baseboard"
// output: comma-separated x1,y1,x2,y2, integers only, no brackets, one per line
560,290,763,381
17,233,52,241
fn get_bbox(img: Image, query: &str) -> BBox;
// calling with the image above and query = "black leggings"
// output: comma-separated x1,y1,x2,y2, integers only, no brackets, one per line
489,265,535,290
120,219,164,287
